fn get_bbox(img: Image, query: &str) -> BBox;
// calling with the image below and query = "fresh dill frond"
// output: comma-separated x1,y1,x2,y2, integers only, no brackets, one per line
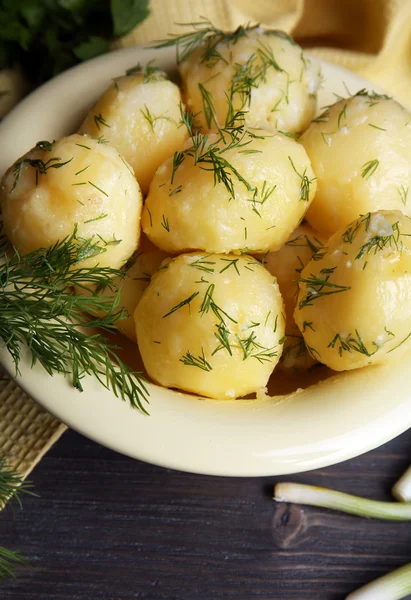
180,348,212,371
288,156,314,202
11,154,73,192
328,330,379,357
299,270,351,309
355,221,400,259
0,547,28,579
153,19,256,65
0,231,149,412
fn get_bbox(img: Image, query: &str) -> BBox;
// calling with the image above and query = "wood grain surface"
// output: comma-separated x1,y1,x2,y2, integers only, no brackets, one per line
0,428,410,600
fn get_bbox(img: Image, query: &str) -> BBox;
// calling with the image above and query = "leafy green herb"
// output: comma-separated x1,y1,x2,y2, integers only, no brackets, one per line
180,348,212,371
288,156,314,202
162,292,199,318
189,255,216,274
398,185,409,206
125,62,167,82
328,330,379,357
355,221,400,259
11,154,73,192
0,2,150,87
153,19,255,66
93,113,111,131
361,159,379,179
0,230,149,412
299,270,351,309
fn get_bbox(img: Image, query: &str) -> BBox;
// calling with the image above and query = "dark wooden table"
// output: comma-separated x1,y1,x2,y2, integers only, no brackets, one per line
0,428,410,600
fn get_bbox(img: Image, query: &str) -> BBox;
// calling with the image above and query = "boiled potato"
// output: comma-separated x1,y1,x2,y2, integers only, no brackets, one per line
262,223,325,369
78,67,188,194
76,235,170,343
142,129,316,254
301,93,411,238
135,252,285,399
294,211,411,371
180,27,321,133
0,134,142,269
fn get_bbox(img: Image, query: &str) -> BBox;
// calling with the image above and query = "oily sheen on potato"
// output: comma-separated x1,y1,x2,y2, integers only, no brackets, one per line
0,134,142,269
180,27,321,133
135,252,285,399
76,234,170,343
300,93,411,238
142,129,316,254
262,223,325,369
78,68,188,195
295,211,411,371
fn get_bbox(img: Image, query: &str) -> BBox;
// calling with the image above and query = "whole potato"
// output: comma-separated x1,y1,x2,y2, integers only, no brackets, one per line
301,93,411,238
179,27,321,133
262,223,325,369
79,67,188,194
294,211,411,371
142,129,316,254
0,134,142,269
135,252,285,399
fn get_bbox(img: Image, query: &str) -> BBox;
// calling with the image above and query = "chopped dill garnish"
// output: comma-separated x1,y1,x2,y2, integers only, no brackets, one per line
328,330,379,357
11,154,73,191
180,348,212,371
288,156,314,202
125,62,167,83
93,113,111,130
161,215,170,232
368,123,387,131
88,181,108,197
162,292,199,318
83,213,108,224
355,221,400,259
337,103,347,128
398,185,408,206
299,270,351,309
219,258,240,275
361,159,379,179
189,255,216,274
153,19,256,66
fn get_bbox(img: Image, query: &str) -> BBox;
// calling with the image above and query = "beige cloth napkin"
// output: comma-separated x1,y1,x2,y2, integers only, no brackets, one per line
1,0,410,481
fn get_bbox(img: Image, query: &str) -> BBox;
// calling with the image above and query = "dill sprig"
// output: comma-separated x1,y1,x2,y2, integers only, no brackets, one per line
125,62,167,83
153,19,255,65
299,269,351,309
328,330,379,357
0,547,28,579
361,159,379,179
11,155,73,192
288,156,315,202
0,230,149,412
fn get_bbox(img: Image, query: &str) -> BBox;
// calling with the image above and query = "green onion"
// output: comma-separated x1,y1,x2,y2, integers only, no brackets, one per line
273,482,411,520
345,562,411,600
392,465,411,502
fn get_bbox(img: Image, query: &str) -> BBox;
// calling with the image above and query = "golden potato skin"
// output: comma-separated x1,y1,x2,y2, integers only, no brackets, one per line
135,252,285,399
142,130,316,254
301,94,411,238
0,134,142,270
263,224,325,369
77,235,170,343
78,70,188,194
295,211,411,371
180,28,321,133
